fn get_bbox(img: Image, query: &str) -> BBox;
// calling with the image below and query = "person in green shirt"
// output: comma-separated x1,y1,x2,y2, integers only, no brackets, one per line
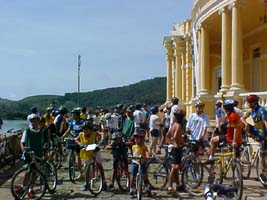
122,106,135,139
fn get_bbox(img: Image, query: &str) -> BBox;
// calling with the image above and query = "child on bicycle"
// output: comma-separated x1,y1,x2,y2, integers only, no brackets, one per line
106,131,129,189
19,114,43,198
129,128,152,197
75,121,107,190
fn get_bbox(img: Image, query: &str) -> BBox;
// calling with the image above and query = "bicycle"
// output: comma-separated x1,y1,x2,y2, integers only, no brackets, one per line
146,144,171,190
10,148,57,200
84,144,105,196
0,130,16,168
65,137,80,183
183,141,243,200
182,143,243,200
239,134,267,186
45,133,63,169
128,155,149,200
146,141,203,191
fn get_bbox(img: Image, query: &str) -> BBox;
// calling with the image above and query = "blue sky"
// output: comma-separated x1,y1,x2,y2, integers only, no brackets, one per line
0,0,193,100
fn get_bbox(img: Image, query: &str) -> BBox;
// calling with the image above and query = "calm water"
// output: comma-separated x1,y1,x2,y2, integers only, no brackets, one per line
1,120,28,134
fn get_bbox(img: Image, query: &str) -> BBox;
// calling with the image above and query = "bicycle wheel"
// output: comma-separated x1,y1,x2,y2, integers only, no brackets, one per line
5,143,16,167
255,153,267,187
239,145,251,179
231,161,243,200
116,161,130,191
11,167,46,200
136,173,143,200
182,159,204,197
68,151,76,183
46,148,62,169
86,161,104,196
44,161,57,194
146,159,168,190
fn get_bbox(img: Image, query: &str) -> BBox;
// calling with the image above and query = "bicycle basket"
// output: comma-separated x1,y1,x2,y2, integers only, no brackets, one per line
66,138,80,150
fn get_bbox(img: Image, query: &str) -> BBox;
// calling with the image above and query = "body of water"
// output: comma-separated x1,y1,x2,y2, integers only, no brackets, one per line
1,120,28,134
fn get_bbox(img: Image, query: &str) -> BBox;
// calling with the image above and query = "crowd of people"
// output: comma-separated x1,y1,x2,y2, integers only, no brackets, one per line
18,94,267,198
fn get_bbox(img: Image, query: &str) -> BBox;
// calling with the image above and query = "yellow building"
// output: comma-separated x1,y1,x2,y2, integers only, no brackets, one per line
163,0,267,119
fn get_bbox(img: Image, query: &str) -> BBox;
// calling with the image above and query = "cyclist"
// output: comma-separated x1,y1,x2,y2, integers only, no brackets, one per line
80,107,88,120
0,118,3,130
160,106,171,147
149,105,161,155
186,101,210,157
209,99,243,160
20,114,43,198
74,121,107,190
133,103,146,130
122,105,135,139
166,109,186,194
214,101,227,135
241,94,267,180
129,129,151,197
63,109,85,179
54,106,68,137
170,97,180,128
106,131,129,190
27,106,40,125
43,107,54,126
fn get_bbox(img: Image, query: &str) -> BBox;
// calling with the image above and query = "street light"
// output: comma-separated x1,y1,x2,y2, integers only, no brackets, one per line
78,54,81,106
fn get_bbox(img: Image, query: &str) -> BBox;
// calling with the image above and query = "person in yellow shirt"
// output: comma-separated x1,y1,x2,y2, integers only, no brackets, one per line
43,107,54,126
129,129,151,197
75,121,96,178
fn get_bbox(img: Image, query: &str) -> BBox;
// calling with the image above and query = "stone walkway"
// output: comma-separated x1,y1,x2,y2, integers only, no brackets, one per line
1,148,267,199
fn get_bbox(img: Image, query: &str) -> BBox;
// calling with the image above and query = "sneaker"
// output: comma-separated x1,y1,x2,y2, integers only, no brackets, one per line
176,185,186,192
102,182,107,191
28,190,36,198
108,183,114,190
129,190,136,196
82,184,88,191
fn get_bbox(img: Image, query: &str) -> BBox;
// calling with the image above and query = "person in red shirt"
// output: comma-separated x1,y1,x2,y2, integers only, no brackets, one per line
224,99,243,148
209,99,242,160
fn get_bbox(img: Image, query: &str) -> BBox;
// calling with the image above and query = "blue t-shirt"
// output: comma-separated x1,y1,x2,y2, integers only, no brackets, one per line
247,105,267,134
69,119,85,137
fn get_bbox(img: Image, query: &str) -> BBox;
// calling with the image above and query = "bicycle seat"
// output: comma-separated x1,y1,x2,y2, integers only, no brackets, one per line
212,184,238,195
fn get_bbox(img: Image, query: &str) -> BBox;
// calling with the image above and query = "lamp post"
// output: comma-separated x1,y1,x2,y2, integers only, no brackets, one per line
77,54,81,106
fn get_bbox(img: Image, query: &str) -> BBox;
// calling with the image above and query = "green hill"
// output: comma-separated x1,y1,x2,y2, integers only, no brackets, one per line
0,77,166,119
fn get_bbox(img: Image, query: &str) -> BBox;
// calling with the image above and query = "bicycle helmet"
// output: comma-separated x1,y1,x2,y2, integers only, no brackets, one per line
83,121,93,130
223,99,235,108
172,97,179,105
71,109,80,115
59,106,68,115
111,132,122,139
135,103,142,110
30,106,37,113
233,99,239,107
215,101,222,107
46,107,53,112
28,114,40,122
133,129,146,137
246,94,259,102
150,106,158,114
115,104,124,110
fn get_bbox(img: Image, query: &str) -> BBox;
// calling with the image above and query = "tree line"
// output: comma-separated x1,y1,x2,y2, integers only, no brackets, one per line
0,77,166,119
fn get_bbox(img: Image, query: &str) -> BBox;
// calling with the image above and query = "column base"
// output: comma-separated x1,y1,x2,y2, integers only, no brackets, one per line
198,89,210,96
230,83,244,91
219,85,230,93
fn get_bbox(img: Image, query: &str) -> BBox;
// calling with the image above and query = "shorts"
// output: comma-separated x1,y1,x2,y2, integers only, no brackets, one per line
170,147,183,165
150,129,160,137
130,162,147,176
